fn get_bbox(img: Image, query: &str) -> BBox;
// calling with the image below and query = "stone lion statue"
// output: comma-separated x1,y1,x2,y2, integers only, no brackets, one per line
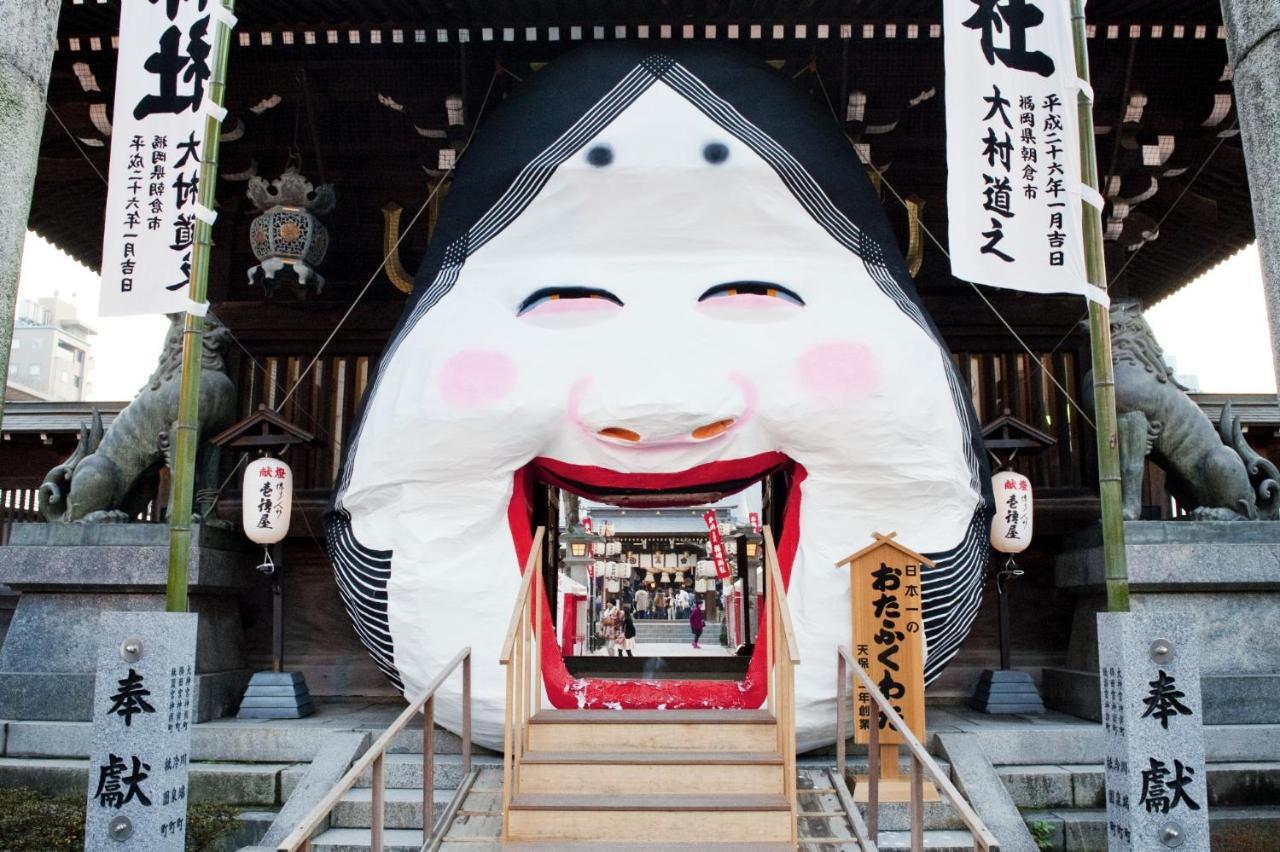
1085,300,1280,521
39,314,237,523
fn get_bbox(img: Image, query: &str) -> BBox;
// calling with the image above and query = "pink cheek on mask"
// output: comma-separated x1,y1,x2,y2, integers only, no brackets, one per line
439,350,518,409
795,341,879,402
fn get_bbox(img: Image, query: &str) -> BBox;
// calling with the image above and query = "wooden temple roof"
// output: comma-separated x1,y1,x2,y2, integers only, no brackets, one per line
34,0,1250,317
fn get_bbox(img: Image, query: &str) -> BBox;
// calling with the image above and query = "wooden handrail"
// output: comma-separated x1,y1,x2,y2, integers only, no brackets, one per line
499,527,545,664
276,645,473,852
762,526,800,664
500,526,547,840
836,645,998,852
760,526,799,846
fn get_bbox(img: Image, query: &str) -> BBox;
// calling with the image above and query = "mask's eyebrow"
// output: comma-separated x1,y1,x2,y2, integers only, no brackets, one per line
517,286,625,315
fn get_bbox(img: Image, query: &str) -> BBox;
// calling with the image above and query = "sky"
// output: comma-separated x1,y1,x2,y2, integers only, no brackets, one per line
9,230,1278,402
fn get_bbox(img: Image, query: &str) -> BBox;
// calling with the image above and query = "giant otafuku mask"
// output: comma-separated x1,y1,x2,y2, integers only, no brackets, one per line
328,46,992,749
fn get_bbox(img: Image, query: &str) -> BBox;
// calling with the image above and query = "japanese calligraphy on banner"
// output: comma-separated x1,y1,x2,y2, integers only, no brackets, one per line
703,510,732,579
837,533,929,747
100,0,233,317
84,611,197,851
944,0,1106,304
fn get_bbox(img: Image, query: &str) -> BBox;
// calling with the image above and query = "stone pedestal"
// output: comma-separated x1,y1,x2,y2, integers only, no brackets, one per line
0,522,257,722
1098,611,1209,851
1043,521,1280,724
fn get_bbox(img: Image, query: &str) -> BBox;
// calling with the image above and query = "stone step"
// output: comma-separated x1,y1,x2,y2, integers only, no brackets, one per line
331,786,482,829
1022,806,1280,852
309,827,424,852
280,752,503,800
0,756,287,806
875,830,989,851
996,761,1280,810
354,753,503,791
309,827,985,852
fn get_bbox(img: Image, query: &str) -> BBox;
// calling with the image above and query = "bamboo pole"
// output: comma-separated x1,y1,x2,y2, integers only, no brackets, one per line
165,0,236,613
1070,0,1129,613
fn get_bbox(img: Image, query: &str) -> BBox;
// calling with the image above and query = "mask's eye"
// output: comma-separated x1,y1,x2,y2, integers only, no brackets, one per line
517,286,624,317
698,282,805,306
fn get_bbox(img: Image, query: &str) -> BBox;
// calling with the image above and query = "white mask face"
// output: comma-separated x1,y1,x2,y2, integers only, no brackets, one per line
331,58,989,749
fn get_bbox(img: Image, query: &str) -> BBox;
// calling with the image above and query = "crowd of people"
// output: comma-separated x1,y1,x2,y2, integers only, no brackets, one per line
598,597,708,656
629,584,700,619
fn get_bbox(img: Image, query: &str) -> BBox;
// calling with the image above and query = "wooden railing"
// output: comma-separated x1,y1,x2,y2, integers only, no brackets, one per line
762,525,800,846
276,646,473,852
498,526,547,839
835,646,997,852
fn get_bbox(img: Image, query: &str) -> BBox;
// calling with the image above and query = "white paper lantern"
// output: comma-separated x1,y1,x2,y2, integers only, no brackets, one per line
592,541,605,556
991,472,1033,553
243,457,292,545
606,578,620,593
695,579,708,593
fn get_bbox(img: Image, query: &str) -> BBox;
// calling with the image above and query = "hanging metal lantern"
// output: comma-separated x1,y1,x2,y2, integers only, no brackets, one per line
247,166,336,295
991,472,1033,553
243,457,293,545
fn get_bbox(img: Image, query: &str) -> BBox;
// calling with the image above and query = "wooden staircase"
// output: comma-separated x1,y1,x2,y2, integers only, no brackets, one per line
500,526,801,847
505,708,792,845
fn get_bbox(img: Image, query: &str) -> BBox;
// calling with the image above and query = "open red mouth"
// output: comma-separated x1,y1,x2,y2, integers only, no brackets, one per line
507,452,805,710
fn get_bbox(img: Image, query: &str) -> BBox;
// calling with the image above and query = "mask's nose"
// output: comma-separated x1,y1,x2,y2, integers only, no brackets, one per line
574,376,752,447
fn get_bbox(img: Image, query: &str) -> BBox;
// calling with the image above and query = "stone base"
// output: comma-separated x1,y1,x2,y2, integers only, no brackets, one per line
237,671,315,719
0,522,258,722
0,669,249,722
1048,521,1280,724
1044,667,1280,725
969,668,1045,714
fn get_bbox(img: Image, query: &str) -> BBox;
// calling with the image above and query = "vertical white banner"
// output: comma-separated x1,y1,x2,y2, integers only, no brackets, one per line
944,0,1105,304
100,0,225,317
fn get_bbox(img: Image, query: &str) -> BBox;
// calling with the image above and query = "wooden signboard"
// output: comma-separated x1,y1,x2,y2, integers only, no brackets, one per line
837,532,936,802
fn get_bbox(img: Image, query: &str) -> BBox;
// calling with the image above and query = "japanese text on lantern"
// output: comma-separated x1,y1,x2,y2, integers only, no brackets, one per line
840,535,928,746
257,464,287,531
1000,477,1031,543
100,0,229,317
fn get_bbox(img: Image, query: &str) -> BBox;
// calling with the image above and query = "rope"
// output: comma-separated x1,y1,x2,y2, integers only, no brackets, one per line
808,65,1097,429
45,103,108,186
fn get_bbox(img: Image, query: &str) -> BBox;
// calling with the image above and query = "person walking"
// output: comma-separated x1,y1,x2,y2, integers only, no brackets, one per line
620,605,637,658
601,601,622,656
690,600,706,649
634,586,650,619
